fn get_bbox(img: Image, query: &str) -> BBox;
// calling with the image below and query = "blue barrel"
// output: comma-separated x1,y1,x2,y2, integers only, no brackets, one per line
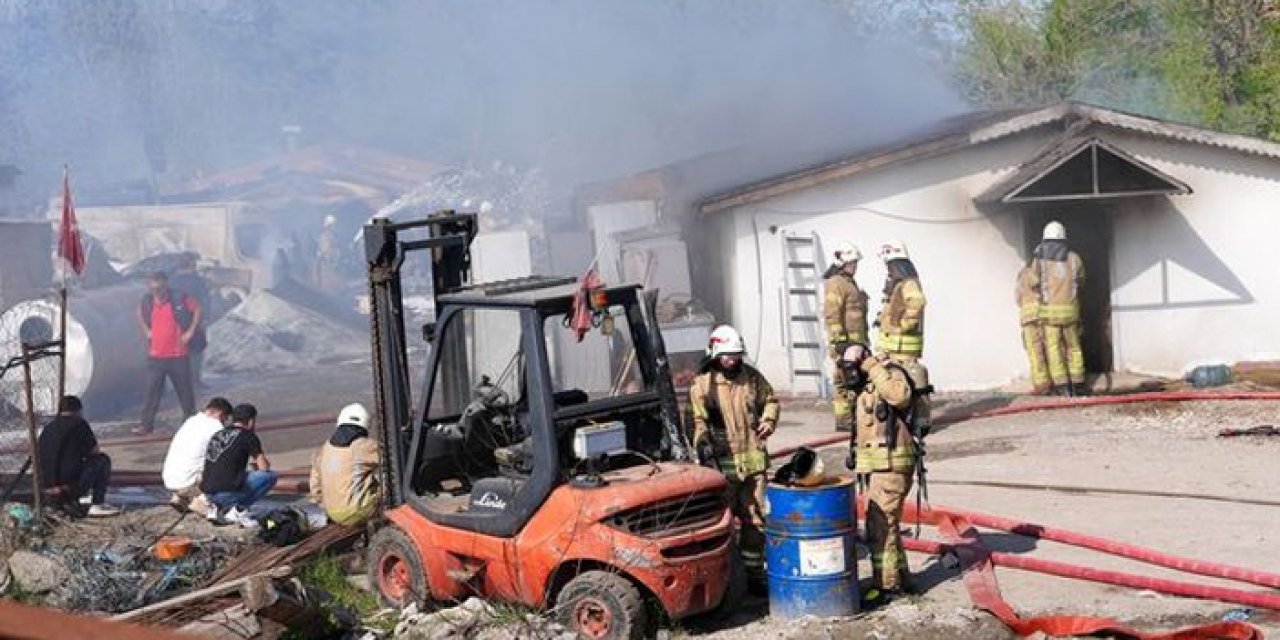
764,477,859,619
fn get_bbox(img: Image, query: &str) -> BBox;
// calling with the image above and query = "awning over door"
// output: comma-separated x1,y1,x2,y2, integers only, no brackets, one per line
977,137,1191,203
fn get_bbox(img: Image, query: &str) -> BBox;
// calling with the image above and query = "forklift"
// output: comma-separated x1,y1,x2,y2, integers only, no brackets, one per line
362,212,734,639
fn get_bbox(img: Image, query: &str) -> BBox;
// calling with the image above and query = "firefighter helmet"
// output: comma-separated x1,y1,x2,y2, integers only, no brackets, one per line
1043,220,1067,241
337,403,369,428
707,325,746,358
878,240,909,262
833,242,862,265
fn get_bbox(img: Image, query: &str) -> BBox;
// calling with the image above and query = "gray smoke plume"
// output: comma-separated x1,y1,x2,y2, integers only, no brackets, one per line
0,0,965,215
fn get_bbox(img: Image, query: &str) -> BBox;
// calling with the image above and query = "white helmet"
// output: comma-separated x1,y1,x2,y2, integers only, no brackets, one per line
1043,220,1066,241
832,242,862,265
323,214,338,227
878,240,909,262
337,403,369,428
707,325,746,358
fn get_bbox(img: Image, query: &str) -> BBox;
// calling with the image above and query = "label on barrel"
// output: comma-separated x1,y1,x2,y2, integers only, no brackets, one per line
798,537,845,576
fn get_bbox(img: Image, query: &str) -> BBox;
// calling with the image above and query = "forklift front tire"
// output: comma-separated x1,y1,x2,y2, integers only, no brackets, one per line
555,570,648,640
368,526,428,609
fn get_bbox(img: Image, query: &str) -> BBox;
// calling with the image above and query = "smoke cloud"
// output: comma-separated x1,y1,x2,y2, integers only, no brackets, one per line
0,0,966,214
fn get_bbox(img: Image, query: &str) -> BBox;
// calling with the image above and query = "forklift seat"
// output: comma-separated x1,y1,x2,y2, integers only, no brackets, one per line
468,476,524,514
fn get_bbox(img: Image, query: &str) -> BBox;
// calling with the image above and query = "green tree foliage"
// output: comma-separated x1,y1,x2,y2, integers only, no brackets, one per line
956,0,1280,140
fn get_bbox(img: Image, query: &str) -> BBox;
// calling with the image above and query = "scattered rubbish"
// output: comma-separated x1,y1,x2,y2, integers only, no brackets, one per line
1188,364,1232,388
1218,425,1280,438
394,597,576,640
5,503,32,528
7,550,73,594
152,536,193,561
1223,608,1253,622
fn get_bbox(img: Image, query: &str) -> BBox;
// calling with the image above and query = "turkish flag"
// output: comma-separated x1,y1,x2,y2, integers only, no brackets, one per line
57,169,85,276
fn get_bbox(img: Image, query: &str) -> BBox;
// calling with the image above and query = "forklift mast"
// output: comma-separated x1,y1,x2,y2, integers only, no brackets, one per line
364,211,477,508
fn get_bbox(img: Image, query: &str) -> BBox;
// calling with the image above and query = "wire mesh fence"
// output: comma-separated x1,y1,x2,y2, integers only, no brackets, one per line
0,292,64,498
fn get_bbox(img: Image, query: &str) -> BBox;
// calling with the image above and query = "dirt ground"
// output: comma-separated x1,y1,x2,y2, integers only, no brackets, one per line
85,369,1280,638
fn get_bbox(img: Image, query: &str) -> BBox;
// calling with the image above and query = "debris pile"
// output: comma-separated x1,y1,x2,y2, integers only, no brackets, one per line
204,289,367,374
3,511,246,614
393,599,576,640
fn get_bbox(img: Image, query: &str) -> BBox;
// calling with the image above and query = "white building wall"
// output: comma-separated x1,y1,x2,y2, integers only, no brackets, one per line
719,135,1052,391
1099,131,1280,376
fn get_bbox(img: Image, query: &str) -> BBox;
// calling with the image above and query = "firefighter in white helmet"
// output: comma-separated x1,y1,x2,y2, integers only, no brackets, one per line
874,240,932,436
1031,221,1086,395
823,242,868,432
309,403,381,526
688,324,779,591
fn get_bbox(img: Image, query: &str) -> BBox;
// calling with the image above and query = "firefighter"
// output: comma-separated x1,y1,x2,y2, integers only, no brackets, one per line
874,240,932,433
1016,264,1051,394
1031,221,1086,395
874,240,926,362
841,343,917,604
688,324,779,589
823,241,869,432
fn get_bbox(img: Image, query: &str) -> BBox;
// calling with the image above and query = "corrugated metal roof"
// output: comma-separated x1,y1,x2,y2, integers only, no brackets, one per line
700,101,1280,214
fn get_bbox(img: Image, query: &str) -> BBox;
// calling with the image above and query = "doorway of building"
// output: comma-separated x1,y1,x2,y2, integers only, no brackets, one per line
1023,206,1113,374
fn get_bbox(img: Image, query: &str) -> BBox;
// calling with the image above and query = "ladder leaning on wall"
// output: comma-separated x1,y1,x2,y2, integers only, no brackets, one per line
780,231,829,398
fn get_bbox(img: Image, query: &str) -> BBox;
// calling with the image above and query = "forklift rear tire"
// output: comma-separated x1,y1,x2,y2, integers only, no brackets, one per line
555,570,648,640
368,526,428,609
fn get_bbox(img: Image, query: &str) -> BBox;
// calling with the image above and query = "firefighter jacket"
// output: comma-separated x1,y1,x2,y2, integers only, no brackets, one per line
1015,265,1040,326
877,277,926,356
1031,245,1085,325
689,365,780,478
824,268,869,356
851,356,918,473
309,426,381,526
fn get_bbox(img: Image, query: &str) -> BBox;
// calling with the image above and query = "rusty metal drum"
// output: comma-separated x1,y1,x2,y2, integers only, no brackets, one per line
764,477,859,618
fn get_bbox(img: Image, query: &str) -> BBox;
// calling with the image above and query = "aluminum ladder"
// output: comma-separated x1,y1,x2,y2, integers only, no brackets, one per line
780,231,828,397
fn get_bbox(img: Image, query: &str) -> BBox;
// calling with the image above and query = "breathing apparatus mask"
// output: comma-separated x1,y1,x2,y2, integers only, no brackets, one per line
838,344,869,392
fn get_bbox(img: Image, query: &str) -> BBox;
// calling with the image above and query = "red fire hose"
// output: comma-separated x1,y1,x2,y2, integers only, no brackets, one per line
913,503,1280,590
896,503,1266,639
770,389,1280,460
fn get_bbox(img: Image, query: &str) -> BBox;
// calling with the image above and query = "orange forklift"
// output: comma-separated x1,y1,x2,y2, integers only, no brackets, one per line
362,212,735,639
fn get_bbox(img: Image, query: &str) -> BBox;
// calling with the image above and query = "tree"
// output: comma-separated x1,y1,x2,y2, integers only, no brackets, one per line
954,0,1280,141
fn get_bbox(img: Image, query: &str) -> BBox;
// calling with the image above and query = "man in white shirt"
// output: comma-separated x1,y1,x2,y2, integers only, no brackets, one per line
162,396,232,512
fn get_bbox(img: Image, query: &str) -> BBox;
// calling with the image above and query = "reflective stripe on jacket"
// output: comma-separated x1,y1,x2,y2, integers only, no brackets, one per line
309,436,380,526
689,365,779,478
851,357,917,473
877,278,925,356
1033,252,1084,325
824,271,868,353
1015,265,1040,325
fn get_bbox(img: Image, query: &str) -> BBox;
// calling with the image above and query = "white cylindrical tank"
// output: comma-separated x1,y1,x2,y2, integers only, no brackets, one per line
0,282,148,415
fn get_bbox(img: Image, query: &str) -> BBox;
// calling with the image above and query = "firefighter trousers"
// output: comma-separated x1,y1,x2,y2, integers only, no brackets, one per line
831,360,853,429
866,470,913,592
727,473,767,577
1021,323,1050,392
1043,322,1085,386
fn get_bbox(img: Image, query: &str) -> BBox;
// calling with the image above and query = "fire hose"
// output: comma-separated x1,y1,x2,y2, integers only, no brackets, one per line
768,390,1280,637
891,501,1267,639
769,388,1280,460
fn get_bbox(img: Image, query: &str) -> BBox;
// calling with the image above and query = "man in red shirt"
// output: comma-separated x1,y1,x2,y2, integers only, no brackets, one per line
133,271,202,436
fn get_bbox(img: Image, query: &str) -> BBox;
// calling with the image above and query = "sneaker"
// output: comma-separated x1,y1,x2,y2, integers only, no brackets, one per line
223,506,258,529
189,494,210,515
87,504,121,517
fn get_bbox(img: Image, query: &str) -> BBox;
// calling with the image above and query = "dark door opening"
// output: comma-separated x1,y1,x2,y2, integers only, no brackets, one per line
1023,206,1113,374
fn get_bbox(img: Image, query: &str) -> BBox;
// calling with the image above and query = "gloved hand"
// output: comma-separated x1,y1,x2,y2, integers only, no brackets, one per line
696,440,717,468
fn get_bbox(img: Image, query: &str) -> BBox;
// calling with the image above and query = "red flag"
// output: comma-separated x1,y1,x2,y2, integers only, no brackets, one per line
58,168,85,276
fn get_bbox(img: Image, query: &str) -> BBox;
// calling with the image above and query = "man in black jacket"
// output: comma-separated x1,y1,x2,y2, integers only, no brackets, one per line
38,395,120,517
